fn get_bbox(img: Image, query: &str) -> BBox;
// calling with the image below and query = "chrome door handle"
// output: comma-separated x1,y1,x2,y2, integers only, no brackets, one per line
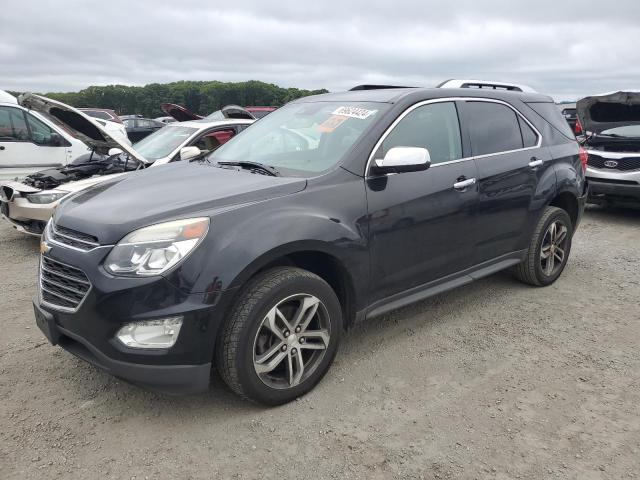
529,159,543,168
453,178,476,191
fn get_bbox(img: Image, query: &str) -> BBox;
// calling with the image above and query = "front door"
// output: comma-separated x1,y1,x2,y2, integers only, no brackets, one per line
0,107,68,180
366,101,479,304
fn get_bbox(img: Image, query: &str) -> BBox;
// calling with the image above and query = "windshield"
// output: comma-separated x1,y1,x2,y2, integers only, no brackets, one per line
209,101,386,175
81,109,112,120
600,125,640,137
133,125,197,160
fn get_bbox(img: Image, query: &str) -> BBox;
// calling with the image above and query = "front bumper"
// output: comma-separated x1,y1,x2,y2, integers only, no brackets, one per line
34,301,211,394
34,245,237,395
0,196,56,235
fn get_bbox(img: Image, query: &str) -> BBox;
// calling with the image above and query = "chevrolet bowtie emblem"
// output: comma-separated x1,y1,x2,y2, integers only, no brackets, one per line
40,241,51,254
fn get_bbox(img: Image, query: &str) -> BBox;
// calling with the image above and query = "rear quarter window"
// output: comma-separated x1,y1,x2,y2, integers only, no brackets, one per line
526,102,575,140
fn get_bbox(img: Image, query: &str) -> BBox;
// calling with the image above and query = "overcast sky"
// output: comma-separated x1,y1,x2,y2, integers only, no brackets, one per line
2,0,640,101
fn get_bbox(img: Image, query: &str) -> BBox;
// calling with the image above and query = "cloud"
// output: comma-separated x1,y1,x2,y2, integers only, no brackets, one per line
1,0,639,101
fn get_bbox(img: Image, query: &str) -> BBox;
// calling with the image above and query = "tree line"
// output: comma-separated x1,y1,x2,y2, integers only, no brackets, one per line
25,80,328,118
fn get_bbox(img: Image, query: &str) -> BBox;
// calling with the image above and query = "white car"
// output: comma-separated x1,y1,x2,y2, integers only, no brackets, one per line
0,95,254,235
0,90,90,181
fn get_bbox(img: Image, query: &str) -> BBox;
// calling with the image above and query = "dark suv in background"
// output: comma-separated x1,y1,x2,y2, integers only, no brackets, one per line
33,82,587,405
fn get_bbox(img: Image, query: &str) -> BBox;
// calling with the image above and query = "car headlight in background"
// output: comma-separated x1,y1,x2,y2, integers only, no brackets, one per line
104,217,209,276
116,317,183,349
26,190,68,204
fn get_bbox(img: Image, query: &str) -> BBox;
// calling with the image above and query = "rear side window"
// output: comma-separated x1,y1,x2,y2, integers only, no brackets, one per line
464,102,523,156
378,102,462,165
526,102,575,139
518,116,538,148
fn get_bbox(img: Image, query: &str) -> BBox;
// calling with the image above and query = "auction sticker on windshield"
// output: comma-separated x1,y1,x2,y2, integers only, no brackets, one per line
332,106,378,120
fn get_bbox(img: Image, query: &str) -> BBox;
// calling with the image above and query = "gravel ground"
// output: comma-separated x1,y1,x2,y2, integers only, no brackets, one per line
1,206,639,480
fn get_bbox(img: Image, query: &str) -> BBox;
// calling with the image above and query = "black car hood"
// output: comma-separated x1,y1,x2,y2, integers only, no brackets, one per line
576,91,640,135
54,162,307,244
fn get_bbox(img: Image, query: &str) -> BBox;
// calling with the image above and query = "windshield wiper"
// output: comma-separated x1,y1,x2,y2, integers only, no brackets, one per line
216,161,281,177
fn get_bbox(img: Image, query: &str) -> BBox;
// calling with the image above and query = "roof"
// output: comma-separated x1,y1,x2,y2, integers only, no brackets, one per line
0,90,18,104
294,87,553,105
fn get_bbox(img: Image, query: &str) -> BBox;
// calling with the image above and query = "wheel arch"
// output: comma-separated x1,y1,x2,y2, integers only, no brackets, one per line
225,242,360,329
549,190,579,228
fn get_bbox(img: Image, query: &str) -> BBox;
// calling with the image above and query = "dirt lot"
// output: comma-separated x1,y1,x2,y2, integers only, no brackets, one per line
1,206,639,480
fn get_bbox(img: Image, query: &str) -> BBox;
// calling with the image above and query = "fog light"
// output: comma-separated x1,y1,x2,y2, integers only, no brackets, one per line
116,317,183,349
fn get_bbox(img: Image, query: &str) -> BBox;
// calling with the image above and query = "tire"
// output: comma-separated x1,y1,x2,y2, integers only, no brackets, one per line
512,206,573,287
216,267,342,405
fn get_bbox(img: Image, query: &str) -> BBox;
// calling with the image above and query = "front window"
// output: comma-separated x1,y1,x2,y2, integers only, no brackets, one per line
209,101,386,175
25,112,55,145
133,125,197,160
600,125,640,138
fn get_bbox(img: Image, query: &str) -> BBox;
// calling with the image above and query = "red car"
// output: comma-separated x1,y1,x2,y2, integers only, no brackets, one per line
244,106,277,119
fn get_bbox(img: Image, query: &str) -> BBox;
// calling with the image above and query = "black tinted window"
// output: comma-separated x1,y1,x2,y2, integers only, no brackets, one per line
527,102,575,139
379,102,462,165
465,102,523,156
518,116,538,148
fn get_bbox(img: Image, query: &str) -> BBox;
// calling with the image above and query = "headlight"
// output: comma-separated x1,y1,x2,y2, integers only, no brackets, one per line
26,190,68,204
116,317,183,349
104,217,209,276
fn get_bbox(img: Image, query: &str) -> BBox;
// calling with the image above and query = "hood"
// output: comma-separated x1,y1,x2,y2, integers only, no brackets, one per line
18,93,148,164
576,91,640,135
161,103,256,122
54,161,306,244
160,103,202,122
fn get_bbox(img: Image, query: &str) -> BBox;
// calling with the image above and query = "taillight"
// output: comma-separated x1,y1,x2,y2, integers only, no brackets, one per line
578,146,588,173
574,119,582,135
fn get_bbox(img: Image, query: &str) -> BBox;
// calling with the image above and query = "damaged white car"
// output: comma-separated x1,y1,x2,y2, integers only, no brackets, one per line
0,95,255,235
577,91,640,207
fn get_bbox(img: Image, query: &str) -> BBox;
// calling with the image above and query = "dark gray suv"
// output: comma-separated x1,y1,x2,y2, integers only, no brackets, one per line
33,85,588,404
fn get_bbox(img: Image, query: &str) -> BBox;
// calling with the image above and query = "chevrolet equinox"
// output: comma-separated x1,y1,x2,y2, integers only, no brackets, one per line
33,85,588,405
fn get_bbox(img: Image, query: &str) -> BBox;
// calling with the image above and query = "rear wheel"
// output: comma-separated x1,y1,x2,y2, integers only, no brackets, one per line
513,206,573,286
217,267,342,405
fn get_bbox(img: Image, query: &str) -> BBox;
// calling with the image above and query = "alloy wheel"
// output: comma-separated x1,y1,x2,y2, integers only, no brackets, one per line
252,294,331,389
540,220,568,277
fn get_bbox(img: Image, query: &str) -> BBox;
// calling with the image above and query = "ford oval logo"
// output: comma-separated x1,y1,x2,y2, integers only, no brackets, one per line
604,160,618,168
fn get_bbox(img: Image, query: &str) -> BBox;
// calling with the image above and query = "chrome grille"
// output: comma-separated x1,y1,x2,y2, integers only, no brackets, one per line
39,256,91,311
587,153,640,172
50,222,100,251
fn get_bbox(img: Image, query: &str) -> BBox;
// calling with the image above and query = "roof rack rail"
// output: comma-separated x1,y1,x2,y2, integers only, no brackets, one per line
437,79,537,93
349,84,415,91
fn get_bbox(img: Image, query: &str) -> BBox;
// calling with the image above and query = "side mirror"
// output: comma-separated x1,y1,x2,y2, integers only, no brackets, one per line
179,146,202,161
108,148,123,156
49,132,63,146
373,147,431,174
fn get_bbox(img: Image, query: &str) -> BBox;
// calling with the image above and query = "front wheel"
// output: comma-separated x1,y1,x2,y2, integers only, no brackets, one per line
513,206,573,286
216,267,342,405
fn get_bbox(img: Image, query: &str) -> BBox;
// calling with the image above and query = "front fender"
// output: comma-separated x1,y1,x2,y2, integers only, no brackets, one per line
164,172,369,303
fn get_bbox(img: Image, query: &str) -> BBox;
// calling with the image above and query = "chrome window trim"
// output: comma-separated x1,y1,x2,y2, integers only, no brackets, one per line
365,97,543,176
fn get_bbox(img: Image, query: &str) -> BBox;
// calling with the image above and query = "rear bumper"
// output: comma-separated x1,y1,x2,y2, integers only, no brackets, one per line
587,178,640,202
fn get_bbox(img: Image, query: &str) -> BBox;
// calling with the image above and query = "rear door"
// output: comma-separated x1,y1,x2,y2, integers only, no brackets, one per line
0,106,68,180
459,99,550,264
366,100,479,303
